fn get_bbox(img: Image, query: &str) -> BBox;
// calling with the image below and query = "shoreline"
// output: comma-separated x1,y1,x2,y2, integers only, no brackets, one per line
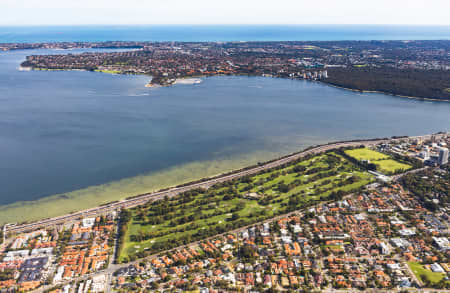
319,80,450,103
148,74,450,102
3,132,447,231
0,148,284,225
21,66,450,102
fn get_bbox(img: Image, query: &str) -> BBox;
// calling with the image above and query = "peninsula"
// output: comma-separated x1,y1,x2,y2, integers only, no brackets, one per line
14,40,450,100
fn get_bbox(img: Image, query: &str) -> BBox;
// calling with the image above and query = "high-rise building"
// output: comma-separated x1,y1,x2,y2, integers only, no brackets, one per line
420,146,430,160
438,147,448,165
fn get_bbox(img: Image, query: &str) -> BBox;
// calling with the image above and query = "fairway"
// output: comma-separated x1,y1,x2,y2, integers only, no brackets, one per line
345,147,412,175
344,148,389,161
408,262,447,284
119,152,374,262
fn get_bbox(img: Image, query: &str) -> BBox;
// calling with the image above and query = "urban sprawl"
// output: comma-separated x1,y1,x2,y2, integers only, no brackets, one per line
0,133,449,292
6,40,449,100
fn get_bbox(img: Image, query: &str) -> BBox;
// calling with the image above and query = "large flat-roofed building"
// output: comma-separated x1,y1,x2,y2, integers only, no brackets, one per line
432,237,450,251
18,257,49,283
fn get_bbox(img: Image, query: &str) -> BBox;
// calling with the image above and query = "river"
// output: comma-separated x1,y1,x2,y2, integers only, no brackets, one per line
0,48,449,223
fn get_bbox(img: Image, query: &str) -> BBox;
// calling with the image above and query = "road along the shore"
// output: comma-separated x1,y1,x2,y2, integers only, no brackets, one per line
6,134,439,235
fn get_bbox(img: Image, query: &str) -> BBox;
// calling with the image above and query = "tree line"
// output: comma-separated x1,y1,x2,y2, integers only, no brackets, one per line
325,67,450,100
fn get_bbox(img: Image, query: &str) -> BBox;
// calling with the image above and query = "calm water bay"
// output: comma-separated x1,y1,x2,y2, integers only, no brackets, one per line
0,48,450,209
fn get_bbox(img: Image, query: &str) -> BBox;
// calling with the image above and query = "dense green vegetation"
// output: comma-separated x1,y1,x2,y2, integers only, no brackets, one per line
401,167,450,211
344,148,412,175
118,152,374,262
325,68,450,100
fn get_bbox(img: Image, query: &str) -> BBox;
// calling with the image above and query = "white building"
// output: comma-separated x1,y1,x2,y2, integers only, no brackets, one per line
430,263,445,273
380,242,390,255
84,280,92,293
387,263,401,270
53,266,65,283
292,224,302,233
419,146,430,160
91,274,107,292
31,247,54,256
82,217,96,228
438,147,448,165
399,228,416,237
432,237,450,251
3,250,29,261
78,282,84,293
63,284,71,293
391,238,411,249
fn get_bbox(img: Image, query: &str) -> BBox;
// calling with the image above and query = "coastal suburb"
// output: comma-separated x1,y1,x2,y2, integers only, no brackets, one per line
1,133,449,292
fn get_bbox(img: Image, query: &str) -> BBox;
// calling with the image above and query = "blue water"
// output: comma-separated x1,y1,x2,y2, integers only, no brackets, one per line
0,48,450,206
0,25,449,43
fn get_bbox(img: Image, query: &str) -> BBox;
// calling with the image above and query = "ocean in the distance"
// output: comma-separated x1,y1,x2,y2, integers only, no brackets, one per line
0,25,449,43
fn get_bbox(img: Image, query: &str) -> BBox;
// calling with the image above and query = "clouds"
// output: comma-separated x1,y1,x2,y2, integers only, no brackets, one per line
1,0,449,25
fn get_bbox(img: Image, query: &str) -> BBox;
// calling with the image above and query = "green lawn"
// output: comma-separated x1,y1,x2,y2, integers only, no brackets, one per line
407,261,447,284
119,152,374,262
345,148,390,161
94,69,121,74
345,148,412,175
375,159,412,174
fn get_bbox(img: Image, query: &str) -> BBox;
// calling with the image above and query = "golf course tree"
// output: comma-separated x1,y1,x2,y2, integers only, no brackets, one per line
329,190,346,201
117,151,383,261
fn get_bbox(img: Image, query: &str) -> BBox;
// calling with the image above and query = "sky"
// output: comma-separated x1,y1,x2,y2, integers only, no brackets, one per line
1,0,449,26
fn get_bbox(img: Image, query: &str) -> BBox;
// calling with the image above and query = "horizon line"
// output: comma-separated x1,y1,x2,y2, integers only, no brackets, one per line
1,23,450,27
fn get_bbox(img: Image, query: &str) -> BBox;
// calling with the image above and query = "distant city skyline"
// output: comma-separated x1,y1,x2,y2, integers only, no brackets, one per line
1,0,449,26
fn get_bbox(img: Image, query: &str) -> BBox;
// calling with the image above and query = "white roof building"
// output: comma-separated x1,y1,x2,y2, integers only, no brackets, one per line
430,263,445,273
399,228,416,237
432,237,449,251
31,247,54,256
82,217,96,228
91,274,107,293
3,249,29,261
391,238,411,249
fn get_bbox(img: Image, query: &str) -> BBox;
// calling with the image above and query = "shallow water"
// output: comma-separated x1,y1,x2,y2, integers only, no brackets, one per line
0,49,449,223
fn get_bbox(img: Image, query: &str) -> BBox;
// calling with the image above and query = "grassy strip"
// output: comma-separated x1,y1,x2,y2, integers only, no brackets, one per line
407,262,447,285
94,69,121,74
